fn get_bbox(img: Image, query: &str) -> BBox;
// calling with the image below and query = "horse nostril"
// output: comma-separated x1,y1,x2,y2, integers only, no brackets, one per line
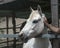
19,33,23,37
19,33,24,40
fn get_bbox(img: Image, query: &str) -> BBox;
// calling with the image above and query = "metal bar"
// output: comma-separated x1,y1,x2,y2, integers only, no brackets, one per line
0,27,21,29
12,12,16,48
6,16,9,48
0,34,59,38
0,34,18,38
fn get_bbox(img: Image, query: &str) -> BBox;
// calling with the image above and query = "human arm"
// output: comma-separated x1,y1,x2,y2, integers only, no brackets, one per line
44,17,60,33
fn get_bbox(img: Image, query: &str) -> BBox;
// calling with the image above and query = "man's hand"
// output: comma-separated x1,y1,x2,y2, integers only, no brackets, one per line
43,17,48,23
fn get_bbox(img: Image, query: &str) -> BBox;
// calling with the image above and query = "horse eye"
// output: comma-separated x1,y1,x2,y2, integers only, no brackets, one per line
32,19,41,23
33,20,38,23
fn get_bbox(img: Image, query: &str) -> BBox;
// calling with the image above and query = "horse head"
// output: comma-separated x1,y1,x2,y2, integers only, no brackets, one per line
19,5,45,39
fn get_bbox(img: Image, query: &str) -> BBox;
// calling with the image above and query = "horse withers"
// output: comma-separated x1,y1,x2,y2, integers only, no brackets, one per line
19,5,52,48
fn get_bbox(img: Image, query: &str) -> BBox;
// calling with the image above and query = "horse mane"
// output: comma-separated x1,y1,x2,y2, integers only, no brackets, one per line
20,21,26,30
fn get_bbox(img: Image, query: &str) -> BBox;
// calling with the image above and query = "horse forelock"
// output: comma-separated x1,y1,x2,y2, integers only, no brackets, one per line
28,10,41,21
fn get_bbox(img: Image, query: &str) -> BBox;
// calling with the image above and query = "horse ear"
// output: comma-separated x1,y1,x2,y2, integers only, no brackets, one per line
37,5,42,16
30,7,34,11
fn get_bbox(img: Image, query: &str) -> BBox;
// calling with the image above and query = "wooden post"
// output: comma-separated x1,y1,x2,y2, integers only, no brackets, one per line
51,0,59,48
12,12,16,48
51,0,58,27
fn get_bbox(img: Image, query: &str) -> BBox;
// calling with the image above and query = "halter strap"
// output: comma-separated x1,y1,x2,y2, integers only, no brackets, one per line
35,33,43,38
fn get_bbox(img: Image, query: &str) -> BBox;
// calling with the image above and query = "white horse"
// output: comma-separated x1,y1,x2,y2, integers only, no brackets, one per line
19,5,52,48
